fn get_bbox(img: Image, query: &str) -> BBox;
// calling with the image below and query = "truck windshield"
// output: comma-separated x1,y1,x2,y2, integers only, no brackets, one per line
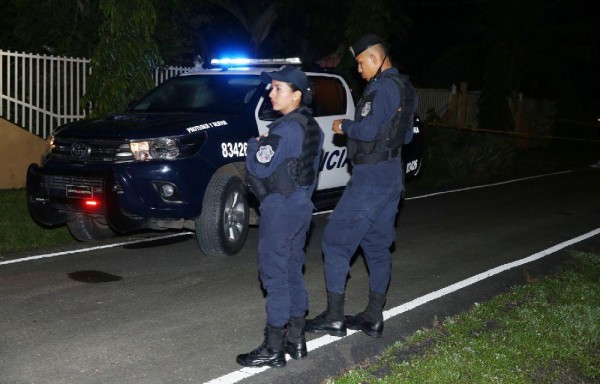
132,74,262,114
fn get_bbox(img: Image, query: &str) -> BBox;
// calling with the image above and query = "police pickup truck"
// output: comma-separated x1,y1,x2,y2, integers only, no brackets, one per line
26,58,423,257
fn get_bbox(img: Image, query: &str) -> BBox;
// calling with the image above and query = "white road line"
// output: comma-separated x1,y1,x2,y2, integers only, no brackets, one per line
383,226,600,319
406,170,572,200
313,170,573,216
0,232,194,266
203,226,600,384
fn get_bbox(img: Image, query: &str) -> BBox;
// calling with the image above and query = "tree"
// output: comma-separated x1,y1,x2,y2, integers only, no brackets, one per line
263,0,345,63
209,0,279,56
478,43,515,131
474,0,599,128
337,0,413,96
0,0,100,57
154,0,213,66
82,0,162,117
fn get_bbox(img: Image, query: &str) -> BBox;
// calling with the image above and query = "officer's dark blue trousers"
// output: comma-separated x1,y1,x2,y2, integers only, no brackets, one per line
258,191,314,327
322,178,402,295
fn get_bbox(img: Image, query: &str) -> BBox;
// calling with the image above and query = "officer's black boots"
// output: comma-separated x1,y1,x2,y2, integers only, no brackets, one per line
346,291,386,338
236,324,286,368
305,292,347,336
285,316,307,359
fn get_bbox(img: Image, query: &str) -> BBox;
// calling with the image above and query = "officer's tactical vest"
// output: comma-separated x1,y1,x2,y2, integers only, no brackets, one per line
247,109,321,200
348,72,417,165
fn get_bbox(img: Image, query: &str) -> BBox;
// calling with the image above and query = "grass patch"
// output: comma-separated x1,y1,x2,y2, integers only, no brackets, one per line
329,251,600,384
421,127,517,185
0,189,73,256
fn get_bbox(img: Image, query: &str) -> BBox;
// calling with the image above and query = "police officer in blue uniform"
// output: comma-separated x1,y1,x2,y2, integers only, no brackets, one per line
306,34,418,338
237,66,324,368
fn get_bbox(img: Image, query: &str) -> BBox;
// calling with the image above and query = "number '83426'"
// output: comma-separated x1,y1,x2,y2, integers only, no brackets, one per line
221,142,247,158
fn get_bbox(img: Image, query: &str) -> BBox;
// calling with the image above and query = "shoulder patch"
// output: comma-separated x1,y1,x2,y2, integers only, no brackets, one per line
361,101,372,117
256,145,275,164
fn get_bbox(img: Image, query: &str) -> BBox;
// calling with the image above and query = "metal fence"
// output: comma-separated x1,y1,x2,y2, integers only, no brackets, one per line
415,87,452,122
0,50,191,139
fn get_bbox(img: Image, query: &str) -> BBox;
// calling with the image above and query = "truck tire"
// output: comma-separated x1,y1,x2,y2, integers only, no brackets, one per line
195,174,249,257
67,213,116,242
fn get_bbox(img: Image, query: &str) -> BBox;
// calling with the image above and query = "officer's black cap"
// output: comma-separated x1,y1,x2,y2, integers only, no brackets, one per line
350,34,384,58
261,65,310,94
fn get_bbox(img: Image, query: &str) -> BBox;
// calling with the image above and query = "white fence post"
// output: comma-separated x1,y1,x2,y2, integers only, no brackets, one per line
1,50,192,139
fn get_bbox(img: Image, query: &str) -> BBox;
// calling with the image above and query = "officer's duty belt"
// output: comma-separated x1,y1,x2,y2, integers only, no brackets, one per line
352,147,402,165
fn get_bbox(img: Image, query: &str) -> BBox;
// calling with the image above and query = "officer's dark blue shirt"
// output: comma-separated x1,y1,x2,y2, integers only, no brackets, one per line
340,67,413,187
246,108,323,201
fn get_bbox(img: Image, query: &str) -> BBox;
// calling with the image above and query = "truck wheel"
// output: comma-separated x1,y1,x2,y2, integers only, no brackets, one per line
67,213,116,242
196,174,249,257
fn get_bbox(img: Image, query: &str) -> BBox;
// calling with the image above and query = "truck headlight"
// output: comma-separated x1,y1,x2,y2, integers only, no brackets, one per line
45,135,56,154
130,138,180,161
41,134,56,164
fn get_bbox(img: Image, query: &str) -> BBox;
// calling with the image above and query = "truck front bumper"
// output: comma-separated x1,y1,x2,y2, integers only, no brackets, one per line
26,164,150,233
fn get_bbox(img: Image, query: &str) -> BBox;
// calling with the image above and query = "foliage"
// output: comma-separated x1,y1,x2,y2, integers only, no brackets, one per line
0,0,101,57
82,0,163,117
474,0,600,128
154,0,213,67
422,126,516,186
336,0,414,95
263,0,346,63
210,0,279,56
330,251,600,383
1,0,598,115
0,0,211,68
344,0,412,53
477,43,515,131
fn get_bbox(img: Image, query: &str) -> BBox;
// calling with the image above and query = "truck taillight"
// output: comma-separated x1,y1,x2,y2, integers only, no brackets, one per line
84,199,100,207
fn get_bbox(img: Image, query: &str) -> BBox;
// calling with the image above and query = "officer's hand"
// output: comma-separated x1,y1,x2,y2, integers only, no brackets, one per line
332,119,344,135
256,131,269,140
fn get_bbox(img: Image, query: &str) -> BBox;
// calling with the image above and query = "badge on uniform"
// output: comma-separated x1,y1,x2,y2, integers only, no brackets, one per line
361,101,371,117
256,145,275,164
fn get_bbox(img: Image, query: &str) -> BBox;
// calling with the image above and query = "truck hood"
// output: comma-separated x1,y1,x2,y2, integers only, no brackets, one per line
54,112,235,140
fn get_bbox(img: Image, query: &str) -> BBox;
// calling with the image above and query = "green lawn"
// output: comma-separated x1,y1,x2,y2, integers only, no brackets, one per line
330,252,600,383
0,188,73,257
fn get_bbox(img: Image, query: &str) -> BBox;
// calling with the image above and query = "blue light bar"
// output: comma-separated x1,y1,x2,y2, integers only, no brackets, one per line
210,57,302,67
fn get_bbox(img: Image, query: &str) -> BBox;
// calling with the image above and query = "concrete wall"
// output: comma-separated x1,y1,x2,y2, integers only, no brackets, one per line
0,118,47,189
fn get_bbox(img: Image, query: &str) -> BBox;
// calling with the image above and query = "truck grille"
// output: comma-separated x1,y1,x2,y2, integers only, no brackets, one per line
51,138,133,163
42,174,106,198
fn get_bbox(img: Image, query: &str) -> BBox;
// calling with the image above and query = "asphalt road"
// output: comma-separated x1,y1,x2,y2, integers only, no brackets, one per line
1,169,599,384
